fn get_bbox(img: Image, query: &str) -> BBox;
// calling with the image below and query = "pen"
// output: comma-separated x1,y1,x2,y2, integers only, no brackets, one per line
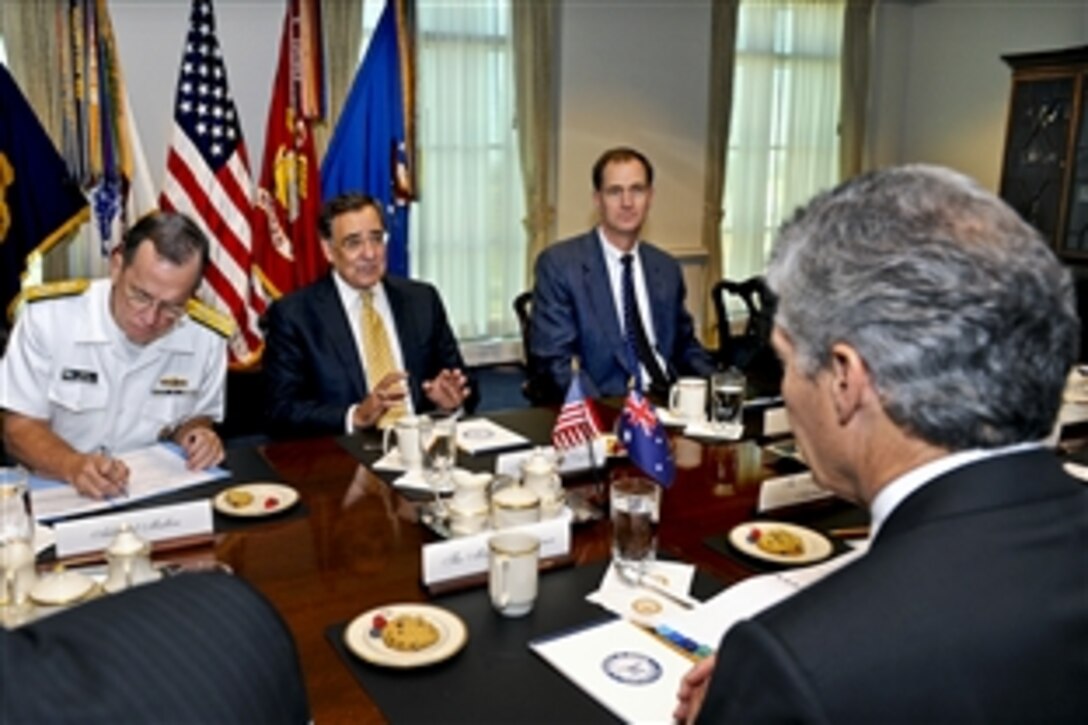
96,445,128,499
633,622,715,662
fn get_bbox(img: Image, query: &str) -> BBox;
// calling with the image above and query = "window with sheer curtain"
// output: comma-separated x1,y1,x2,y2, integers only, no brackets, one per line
721,0,844,282
362,1,525,349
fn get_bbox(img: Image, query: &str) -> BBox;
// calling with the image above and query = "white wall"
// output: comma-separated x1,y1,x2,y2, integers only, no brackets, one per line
555,0,711,252
868,0,1088,190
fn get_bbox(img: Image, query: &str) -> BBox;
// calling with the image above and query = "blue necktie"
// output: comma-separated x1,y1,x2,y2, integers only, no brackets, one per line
621,254,669,392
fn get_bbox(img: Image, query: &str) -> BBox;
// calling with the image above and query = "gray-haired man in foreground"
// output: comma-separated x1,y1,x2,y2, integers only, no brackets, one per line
676,165,1088,723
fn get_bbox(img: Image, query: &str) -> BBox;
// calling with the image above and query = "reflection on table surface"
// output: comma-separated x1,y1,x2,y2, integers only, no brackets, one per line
201,407,853,723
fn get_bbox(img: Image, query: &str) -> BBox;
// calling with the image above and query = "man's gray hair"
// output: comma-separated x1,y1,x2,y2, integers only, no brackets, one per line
767,164,1079,450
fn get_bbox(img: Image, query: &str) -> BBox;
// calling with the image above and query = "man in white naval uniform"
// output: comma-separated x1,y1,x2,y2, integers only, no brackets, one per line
0,212,232,499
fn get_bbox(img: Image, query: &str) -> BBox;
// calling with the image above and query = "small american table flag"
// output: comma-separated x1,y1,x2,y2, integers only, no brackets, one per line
552,372,604,450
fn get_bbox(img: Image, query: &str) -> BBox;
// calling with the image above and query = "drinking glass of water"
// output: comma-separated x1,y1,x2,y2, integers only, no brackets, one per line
422,413,458,492
710,368,746,430
0,467,35,617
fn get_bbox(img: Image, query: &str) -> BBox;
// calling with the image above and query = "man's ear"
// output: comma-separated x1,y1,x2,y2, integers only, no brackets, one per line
108,247,123,283
828,342,870,425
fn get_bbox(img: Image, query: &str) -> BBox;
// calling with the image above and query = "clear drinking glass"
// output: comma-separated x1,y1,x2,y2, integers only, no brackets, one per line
610,476,660,574
710,368,747,430
0,467,36,614
422,413,458,493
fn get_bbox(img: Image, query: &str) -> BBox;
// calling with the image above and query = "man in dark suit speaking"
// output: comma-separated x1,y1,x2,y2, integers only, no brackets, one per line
674,165,1088,723
264,193,474,436
530,147,713,401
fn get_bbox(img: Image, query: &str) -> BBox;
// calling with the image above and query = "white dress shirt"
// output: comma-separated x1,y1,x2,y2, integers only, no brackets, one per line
597,228,667,389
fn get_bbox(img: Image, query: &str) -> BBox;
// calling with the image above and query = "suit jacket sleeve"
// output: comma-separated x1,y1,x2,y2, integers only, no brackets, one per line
696,619,831,725
394,280,479,415
264,298,353,437
0,572,310,725
529,248,578,400
669,271,716,378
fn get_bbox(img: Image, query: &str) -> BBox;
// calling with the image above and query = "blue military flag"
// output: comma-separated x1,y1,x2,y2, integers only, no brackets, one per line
0,66,89,321
321,0,415,277
617,389,676,487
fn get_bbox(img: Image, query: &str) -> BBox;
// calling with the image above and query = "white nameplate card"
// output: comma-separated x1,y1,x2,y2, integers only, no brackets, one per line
757,472,833,512
763,406,791,437
53,500,214,558
495,440,608,480
421,510,571,585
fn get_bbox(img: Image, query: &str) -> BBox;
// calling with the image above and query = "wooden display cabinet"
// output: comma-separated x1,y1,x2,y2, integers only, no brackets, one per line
1000,45,1088,260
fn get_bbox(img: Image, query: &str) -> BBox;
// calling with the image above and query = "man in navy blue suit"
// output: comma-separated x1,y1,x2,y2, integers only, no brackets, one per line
674,165,1088,723
530,147,713,401
264,193,474,436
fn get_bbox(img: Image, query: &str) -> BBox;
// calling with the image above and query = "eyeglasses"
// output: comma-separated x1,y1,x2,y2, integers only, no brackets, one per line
338,231,389,254
123,283,188,322
601,183,649,200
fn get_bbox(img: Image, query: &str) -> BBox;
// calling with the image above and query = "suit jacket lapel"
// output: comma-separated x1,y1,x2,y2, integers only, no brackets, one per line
318,275,367,398
640,245,673,355
581,233,633,377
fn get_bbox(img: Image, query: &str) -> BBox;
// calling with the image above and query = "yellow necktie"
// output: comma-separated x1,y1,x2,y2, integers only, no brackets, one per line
361,290,405,428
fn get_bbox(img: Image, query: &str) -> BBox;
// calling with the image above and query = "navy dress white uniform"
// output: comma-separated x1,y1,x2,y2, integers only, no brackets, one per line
0,279,229,454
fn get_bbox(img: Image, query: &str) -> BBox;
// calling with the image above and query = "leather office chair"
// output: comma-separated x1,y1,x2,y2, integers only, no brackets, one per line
711,276,783,395
513,291,552,404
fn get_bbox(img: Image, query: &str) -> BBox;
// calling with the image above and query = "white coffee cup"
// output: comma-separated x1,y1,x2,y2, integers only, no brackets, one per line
488,532,540,617
382,415,425,471
491,485,540,529
668,377,708,422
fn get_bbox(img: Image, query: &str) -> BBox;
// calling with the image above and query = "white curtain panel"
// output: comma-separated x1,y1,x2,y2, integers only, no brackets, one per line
722,0,843,283
408,0,526,341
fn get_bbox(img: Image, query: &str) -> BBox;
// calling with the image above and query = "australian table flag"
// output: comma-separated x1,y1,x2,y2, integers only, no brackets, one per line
617,388,676,487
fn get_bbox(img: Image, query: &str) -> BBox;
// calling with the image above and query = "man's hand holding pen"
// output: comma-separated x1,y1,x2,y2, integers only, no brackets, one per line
67,447,129,500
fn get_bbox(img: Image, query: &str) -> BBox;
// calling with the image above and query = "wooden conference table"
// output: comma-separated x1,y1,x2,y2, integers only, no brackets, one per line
193,405,860,723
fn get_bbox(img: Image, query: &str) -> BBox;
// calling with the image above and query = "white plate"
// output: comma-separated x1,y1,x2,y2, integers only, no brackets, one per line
728,521,833,565
214,483,299,517
344,603,468,668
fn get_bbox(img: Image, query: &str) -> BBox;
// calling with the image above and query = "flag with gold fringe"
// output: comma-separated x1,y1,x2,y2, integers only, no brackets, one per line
0,65,89,321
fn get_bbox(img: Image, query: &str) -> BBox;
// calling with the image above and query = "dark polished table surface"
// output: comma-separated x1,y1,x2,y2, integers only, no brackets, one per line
195,406,860,723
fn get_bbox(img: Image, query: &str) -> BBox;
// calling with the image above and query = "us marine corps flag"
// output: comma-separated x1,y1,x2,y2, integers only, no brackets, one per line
0,66,89,321
252,0,326,308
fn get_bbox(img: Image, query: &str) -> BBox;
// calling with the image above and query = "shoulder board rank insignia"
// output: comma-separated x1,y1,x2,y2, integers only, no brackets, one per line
185,299,237,338
23,279,90,303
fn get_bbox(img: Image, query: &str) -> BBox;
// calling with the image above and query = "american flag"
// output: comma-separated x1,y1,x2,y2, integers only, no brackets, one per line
160,0,262,366
617,389,675,487
551,372,604,450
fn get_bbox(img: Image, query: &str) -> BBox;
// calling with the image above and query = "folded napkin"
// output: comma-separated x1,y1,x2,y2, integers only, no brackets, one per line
392,469,456,494
587,561,697,626
372,448,407,472
682,421,743,441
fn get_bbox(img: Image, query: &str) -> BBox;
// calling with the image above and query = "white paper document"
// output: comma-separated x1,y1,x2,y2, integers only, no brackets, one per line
29,443,229,522
531,618,696,724
455,418,530,455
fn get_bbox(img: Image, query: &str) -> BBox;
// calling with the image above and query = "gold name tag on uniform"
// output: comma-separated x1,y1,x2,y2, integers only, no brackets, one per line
61,368,98,384
153,376,193,395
